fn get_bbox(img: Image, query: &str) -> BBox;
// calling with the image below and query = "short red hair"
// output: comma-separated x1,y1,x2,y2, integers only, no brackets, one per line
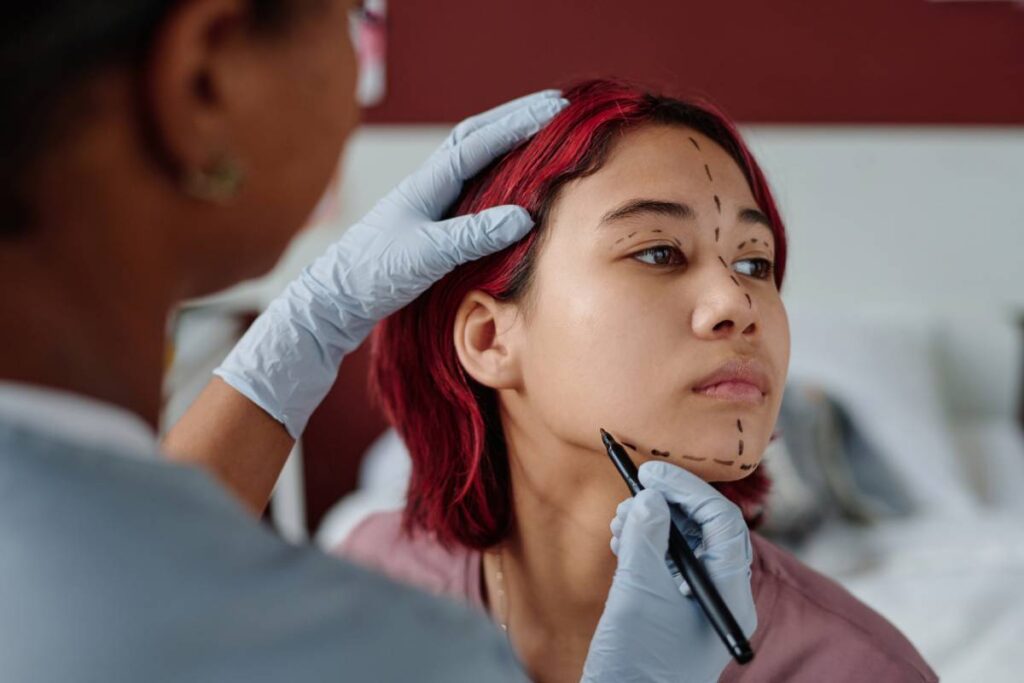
370,79,787,550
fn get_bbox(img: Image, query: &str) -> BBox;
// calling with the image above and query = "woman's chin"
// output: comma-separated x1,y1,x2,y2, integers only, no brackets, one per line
648,451,762,483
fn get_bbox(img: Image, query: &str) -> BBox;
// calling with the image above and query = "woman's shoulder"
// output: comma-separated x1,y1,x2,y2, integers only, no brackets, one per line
333,509,485,610
727,532,938,682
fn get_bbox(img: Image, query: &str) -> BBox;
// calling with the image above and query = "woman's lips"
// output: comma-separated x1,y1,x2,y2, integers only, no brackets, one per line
691,358,771,405
694,380,765,405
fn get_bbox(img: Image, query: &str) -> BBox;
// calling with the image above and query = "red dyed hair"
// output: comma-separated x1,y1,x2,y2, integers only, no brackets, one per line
370,79,787,550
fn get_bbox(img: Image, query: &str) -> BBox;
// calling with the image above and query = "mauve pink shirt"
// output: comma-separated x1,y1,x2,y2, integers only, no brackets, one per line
337,511,938,682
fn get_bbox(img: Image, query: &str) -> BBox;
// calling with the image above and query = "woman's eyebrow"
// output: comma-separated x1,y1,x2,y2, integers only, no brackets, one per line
739,207,771,229
598,199,695,227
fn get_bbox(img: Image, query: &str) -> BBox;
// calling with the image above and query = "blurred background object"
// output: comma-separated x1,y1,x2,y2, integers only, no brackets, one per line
161,1,1023,680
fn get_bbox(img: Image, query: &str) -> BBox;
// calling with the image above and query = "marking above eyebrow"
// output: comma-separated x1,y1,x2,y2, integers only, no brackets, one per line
737,241,746,249
599,198,696,227
730,275,740,286
689,137,701,150
718,256,728,268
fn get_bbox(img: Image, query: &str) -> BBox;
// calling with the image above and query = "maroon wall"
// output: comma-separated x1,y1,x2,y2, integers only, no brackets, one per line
365,0,1022,125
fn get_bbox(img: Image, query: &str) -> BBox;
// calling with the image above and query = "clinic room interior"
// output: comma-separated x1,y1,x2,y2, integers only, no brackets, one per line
165,3,1021,680
4,0,1022,682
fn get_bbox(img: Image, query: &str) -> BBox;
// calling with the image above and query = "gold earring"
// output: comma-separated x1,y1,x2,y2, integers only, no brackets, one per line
182,155,245,203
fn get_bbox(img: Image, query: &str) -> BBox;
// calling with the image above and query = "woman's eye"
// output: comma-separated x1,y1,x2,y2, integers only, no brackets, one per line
734,258,774,280
631,245,686,267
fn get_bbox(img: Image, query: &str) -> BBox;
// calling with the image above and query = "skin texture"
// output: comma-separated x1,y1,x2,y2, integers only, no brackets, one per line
455,125,790,682
0,0,360,509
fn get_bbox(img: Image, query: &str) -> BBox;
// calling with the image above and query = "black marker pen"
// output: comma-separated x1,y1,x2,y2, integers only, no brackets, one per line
600,428,754,665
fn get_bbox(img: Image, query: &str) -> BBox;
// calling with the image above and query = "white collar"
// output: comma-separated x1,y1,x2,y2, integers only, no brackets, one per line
0,381,159,459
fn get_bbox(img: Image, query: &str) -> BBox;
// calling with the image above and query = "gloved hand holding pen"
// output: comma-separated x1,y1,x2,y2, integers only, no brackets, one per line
583,460,758,683
214,89,568,438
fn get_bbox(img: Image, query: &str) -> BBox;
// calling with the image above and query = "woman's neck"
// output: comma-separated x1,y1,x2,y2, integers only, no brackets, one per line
485,415,633,682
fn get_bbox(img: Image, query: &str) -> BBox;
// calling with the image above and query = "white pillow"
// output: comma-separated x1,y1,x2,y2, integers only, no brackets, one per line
785,306,978,516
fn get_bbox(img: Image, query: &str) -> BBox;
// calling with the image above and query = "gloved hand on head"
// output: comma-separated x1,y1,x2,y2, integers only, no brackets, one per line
214,90,568,438
582,460,758,683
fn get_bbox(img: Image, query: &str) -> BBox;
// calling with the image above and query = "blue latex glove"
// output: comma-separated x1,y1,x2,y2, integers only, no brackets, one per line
214,90,568,437
582,461,758,683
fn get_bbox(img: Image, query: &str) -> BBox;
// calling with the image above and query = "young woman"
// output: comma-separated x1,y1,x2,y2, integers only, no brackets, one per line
339,79,939,683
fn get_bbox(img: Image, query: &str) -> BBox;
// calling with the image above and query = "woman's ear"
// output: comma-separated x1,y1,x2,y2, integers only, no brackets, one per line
146,0,249,174
453,291,523,390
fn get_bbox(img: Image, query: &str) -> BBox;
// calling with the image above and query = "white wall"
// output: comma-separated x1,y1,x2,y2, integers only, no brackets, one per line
212,125,1024,313
197,125,1024,418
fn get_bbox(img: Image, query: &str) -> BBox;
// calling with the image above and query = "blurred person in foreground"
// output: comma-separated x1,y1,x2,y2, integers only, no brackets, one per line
1,2,755,682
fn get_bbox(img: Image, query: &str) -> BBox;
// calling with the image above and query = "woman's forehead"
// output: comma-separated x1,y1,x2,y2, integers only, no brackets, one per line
550,125,757,227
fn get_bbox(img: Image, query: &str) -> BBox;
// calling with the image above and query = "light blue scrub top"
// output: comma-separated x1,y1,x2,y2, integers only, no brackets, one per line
0,385,523,683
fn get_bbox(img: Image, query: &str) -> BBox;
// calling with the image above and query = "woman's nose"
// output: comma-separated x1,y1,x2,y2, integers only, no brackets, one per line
691,266,759,340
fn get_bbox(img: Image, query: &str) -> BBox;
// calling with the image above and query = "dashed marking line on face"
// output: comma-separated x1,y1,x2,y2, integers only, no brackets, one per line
651,449,671,458
622,442,638,452
737,419,743,433
627,231,637,238
715,227,720,242
738,241,746,249
745,293,753,308
705,164,713,182
681,455,707,462
718,256,729,268
750,238,758,244
672,237,683,248
739,463,755,471
651,229,663,233
714,459,735,466
738,440,744,456
730,275,741,287
614,236,626,244
689,136,701,151
714,195,722,214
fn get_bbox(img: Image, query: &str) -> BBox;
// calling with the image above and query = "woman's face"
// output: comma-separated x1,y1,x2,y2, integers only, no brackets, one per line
505,125,790,482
